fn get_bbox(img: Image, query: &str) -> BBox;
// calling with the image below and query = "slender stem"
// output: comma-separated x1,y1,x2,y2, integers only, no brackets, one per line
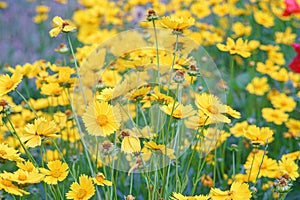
65,89,95,176
167,34,179,95
67,33,87,106
232,150,236,180
51,139,76,181
152,20,160,87
228,56,234,106
247,148,257,182
5,116,38,166
213,147,217,187
15,89,38,118
254,143,268,185
129,172,134,195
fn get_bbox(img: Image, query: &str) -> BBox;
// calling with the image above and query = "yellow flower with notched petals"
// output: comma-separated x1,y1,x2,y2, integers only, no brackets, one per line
210,181,252,200
160,16,195,32
66,175,95,200
262,108,288,125
83,100,121,136
39,160,69,185
170,192,210,200
0,71,23,96
93,172,112,186
217,37,251,58
20,117,59,148
246,77,270,96
49,16,76,37
254,10,274,28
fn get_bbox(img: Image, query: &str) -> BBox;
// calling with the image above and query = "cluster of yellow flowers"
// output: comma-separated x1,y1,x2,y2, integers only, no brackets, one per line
1,0,300,199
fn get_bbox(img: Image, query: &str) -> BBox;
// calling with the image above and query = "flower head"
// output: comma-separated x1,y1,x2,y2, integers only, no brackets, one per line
49,16,76,37
93,172,112,186
0,71,23,96
210,181,252,200
20,117,59,148
39,160,69,185
282,0,300,16
83,101,122,136
66,175,95,200
217,37,251,58
160,16,195,33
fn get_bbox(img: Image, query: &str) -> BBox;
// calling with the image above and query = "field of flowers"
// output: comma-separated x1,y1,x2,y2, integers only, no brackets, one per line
0,0,300,199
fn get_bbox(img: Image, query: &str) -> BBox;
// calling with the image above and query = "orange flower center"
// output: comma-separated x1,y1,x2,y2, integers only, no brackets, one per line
0,150,7,156
96,174,105,182
97,114,108,126
77,189,87,199
2,179,13,187
51,170,62,178
207,105,219,114
18,174,27,181
5,81,14,90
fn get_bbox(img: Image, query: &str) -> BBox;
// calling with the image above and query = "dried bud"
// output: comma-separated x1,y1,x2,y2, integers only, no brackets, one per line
147,9,159,21
55,43,69,54
173,70,185,83
274,174,293,193
187,64,199,76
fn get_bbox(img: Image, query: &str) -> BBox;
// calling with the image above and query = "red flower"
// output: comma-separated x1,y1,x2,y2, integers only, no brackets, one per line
282,0,300,16
288,43,300,73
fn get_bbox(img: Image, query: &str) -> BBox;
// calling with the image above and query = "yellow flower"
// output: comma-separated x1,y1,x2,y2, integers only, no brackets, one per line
0,169,44,185
41,83,64,96
285,118,300,134
275,27,296,45
246,77,270,96
256,60,279,75
83,100,122,136
66,175,95,200
270,93,296,112
43,149,61,162
244,125,274,146
254,11,274,28
232,22,252,37
121,135,141,154
143,141,175,159
0,177,29,196
216,37,251,58
160,16,195,32
262,108,288,125
39,160,69,185
170,192,210,200
195,93,231,123
230,121,249,138
191,2,211,19
17,161,38,173
49,16,76,37
160,101,196,119
212,3,230,17
93,172,112,186
270,68,289,82
20,117,59,148
0,71,23,96
0,143,24,162
279,158,299,181
210,181,252,200
244,150,279,181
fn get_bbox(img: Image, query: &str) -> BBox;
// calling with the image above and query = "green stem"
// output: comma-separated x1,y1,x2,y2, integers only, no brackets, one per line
247,148,257,182
228,56,234,106
67,33,87,106
152,20,160,87
15,89,38,118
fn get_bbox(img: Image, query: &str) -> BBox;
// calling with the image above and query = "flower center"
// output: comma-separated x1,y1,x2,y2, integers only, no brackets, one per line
0,150,7,156
77,189,87,199
97,114,108,126
96,173,105,182
5,81,14,90
51,169,62,178
2,179,13,187
207,105,219,114
18,174,27,181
